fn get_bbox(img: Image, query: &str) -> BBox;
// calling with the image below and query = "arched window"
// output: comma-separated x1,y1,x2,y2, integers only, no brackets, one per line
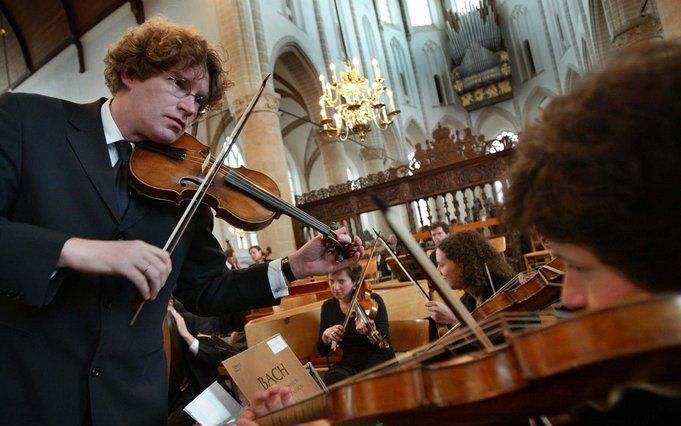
489,131,518,153
391,38,413,104
523,40,537,77
222,141,257,249
377,0,391,24
406,0,432,26
423,41,452,107
510,5,542,82
223,142,245,168
407,150,420,171
434,75,445,106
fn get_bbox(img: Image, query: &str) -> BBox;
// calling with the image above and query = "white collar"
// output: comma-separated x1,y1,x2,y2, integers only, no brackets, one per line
100,98,125,146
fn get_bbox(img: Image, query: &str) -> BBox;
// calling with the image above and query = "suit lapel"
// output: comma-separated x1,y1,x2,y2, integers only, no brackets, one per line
66,98,122,221
117,190,154,233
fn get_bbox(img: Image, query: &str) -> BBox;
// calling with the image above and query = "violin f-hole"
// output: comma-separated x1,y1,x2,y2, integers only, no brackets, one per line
180,176,207,188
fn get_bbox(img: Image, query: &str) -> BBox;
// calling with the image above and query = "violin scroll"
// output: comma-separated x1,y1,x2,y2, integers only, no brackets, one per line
322,235,360,262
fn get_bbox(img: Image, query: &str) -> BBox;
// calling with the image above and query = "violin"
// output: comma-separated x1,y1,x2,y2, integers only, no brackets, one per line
254,294,681,425
331,238,389,351
471,257,565,321
351,279,389,349
126,133,358,326
129,133,357,260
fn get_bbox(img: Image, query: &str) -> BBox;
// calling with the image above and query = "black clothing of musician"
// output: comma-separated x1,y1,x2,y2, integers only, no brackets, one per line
317,293,395,385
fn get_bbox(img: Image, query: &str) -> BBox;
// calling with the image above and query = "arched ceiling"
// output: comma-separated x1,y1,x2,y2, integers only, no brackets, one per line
0,0,144,91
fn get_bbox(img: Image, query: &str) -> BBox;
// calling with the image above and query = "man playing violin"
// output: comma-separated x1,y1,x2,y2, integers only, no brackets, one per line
0,18,362,426
504,40,681,423
317,266,395,385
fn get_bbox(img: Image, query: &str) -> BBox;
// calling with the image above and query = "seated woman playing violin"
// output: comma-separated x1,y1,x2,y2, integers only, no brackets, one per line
317,266,395,385
426,230,513,327
504,40,681,423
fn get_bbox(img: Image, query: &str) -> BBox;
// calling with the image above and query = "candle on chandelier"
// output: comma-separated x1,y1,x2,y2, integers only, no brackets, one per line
387,89,395,112
329,63,337,83
319,98,327,120
334,112,342,130
371,58,381,80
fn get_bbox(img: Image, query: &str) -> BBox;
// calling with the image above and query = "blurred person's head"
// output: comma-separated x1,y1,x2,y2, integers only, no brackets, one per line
505,42,681,310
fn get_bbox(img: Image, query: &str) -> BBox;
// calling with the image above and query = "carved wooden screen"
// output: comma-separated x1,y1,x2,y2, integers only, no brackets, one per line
291,126,520,268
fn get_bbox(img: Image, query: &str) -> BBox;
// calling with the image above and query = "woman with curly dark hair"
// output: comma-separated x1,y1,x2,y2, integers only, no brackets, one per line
425,230,512,327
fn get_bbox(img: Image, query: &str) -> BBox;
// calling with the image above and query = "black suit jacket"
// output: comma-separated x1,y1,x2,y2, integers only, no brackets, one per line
0,93,277,425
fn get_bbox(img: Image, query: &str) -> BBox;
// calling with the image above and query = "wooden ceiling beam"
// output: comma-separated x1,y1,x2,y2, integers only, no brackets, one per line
0,3,32,72
60,0,85,73
129,0,145,24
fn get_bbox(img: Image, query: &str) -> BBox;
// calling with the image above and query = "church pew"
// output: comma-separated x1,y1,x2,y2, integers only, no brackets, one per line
390,319,430,352
243,277,331,321
275,290,333,312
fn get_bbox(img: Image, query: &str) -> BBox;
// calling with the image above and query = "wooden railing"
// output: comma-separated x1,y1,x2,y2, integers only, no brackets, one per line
291,125,522,268
294,149,513,236
293,149,518,265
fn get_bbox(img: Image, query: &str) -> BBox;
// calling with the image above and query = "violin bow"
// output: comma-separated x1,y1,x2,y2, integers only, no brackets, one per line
373,228,430,302
331,237,381,351
129,74,272,326
375,197,494,350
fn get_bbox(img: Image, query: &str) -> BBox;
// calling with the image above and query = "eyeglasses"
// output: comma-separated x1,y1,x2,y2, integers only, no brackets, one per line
163,72,208,115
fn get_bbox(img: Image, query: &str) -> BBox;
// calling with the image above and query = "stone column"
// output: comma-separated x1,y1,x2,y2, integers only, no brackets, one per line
315,134,348,186
359,144,385,175
229,92,296,257
216,0,296,256
359,143,392,235
657,0,681,39
601,1,663,48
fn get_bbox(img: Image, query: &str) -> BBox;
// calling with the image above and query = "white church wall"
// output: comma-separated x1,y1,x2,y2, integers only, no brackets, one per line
307,156,326,191
499,0,563,124
475,107,519,139
344,145,366,179
17,0,222,101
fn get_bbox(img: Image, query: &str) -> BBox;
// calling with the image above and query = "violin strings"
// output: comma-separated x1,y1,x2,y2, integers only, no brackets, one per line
320,312,548,386
167,152,333,234
226,169,330,231
175,152,351,242
375,233,431,302
425,312,547,354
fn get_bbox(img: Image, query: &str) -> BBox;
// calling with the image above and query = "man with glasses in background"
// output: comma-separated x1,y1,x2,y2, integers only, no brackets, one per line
0,18,361,425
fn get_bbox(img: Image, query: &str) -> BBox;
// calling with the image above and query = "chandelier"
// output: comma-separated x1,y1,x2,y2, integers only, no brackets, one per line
318,58,399,141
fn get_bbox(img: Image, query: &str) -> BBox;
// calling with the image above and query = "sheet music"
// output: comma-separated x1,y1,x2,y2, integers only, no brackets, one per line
184,381,244,426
